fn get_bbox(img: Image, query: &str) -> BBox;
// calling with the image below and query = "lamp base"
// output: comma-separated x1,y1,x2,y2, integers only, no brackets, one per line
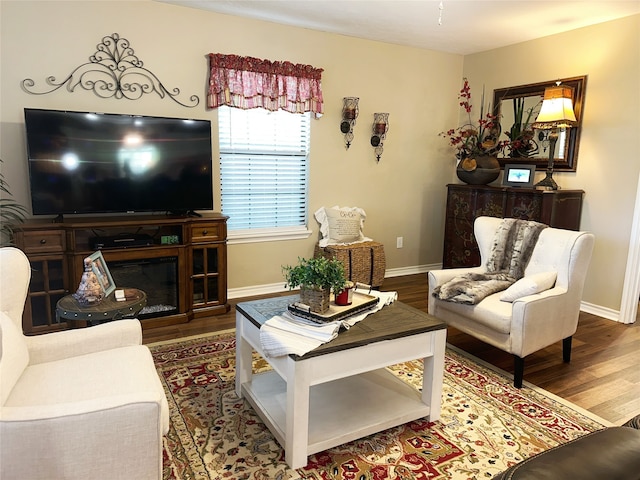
534,172,558,190
534,129,559,190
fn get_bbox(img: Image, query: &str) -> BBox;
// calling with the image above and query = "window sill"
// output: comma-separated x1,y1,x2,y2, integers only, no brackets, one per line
227,227,313,245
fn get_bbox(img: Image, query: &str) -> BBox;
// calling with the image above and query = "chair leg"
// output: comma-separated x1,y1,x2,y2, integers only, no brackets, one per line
513,355,524,389
563,336,572,363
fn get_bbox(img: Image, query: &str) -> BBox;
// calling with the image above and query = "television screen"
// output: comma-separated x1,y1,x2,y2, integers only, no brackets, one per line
24,108,214,215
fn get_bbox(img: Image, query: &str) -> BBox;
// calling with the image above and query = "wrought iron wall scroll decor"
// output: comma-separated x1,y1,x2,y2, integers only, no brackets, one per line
21,33,200,108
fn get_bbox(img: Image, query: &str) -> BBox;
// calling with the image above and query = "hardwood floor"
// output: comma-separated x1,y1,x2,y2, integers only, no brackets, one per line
142,274,640,425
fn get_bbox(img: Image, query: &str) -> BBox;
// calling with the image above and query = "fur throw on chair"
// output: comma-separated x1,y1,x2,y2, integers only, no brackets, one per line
433,219,547,304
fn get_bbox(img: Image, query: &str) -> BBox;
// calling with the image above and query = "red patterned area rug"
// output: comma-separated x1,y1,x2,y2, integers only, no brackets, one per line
150,331,609,480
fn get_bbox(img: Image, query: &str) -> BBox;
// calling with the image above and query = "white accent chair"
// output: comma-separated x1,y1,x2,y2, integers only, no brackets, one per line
0,247,169,480
428,216,595,388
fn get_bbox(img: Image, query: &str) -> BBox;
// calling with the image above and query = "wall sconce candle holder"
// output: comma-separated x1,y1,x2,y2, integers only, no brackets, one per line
340,97,359,149
370,113,389,162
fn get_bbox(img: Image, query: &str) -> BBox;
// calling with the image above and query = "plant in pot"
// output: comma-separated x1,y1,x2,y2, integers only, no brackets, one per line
0,159,27,246
440,78,509,185
282,256,347,314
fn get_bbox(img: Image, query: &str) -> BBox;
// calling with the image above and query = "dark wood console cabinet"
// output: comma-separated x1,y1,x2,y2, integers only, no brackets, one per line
443,184,584,268
14,213,229,335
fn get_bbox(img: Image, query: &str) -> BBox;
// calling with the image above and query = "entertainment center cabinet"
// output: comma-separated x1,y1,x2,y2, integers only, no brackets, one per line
14,213,229,335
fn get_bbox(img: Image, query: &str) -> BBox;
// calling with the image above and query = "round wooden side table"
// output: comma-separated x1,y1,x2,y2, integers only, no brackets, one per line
56,288,147,326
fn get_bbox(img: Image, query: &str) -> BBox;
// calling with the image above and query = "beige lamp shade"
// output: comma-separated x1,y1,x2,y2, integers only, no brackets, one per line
532,85,577,129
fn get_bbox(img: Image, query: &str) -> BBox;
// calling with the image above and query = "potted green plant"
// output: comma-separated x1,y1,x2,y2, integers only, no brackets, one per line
282,256,347,313
0,159,27,246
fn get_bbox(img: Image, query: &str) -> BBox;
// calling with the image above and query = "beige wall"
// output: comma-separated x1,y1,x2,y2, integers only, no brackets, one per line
0,0,461,291
1,1,639,315
463,14,640,313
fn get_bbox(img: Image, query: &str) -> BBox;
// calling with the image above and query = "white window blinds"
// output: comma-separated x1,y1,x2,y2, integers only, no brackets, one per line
218,106,310,232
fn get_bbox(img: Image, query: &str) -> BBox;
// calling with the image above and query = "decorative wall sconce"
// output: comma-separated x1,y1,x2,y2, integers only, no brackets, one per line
370,113,389,162
340,97,359,149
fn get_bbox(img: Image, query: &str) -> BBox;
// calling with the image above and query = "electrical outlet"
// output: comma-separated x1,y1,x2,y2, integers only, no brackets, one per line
396,236,403,248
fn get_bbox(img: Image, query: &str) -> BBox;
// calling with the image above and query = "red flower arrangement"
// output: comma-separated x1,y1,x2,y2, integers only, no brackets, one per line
440,78,508,162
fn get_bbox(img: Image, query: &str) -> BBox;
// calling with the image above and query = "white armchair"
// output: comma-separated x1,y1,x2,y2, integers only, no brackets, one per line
0,247,169,480
428,216,595,388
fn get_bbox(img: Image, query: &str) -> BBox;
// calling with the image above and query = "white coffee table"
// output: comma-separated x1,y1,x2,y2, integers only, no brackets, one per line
235,295,447,469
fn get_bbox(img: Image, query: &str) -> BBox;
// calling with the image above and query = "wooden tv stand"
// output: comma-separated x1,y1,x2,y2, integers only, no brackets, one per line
14,213,229,335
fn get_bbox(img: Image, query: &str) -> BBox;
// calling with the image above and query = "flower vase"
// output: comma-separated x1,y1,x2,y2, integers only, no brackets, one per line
456,155,500,185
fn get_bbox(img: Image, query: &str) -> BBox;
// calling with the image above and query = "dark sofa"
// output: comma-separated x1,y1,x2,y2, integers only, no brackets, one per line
493,415,640,479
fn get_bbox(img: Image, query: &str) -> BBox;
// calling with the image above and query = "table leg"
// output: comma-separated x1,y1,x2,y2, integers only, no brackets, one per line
235,314,253,398
422,329,447,421
285,359,311,469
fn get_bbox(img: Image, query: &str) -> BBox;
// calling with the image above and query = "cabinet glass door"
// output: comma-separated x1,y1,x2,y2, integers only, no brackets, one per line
191,246,220,306
27,258,67,330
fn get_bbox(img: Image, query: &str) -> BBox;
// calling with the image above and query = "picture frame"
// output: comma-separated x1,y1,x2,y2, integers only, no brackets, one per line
503,164,536,188
89,251,116,297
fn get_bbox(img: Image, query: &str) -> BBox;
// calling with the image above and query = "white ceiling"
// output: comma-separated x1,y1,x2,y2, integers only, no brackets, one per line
157,0,640,55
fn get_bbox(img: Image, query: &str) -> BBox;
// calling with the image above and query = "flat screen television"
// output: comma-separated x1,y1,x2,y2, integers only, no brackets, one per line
24,108,214,216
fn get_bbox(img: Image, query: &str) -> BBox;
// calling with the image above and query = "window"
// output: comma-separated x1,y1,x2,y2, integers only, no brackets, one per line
218,106,311,243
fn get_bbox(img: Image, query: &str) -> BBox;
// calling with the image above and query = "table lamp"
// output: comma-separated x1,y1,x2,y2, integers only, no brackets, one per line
532,83,577,190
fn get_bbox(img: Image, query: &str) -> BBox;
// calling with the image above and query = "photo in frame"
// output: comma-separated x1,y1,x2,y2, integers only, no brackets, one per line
89,250,116,296
503,164,536,188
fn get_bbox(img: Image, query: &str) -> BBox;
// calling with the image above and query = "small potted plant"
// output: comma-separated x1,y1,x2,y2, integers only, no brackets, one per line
282,256,347,313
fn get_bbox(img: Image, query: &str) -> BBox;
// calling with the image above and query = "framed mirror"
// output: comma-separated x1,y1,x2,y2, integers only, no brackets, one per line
492,76,587,171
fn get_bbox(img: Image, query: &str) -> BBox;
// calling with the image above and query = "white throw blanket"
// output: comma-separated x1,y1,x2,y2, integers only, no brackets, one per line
259,290,398,357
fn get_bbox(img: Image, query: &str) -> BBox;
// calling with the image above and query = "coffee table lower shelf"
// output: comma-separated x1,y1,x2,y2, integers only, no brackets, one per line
240,368,431,458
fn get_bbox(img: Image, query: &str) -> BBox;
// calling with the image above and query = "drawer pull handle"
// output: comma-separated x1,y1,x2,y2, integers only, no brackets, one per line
40,239,47,244
202,230,208,235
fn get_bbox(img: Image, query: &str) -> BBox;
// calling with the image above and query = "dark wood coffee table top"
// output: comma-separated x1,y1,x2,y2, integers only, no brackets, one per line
236,294,445,359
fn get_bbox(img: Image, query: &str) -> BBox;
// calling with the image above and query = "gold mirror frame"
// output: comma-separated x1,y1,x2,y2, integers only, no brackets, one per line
492,76,587,172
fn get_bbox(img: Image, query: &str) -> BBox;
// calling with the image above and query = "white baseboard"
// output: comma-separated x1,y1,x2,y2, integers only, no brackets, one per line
228,264,623,323
383,264,435,277
579,301,621,322
228,282,290,299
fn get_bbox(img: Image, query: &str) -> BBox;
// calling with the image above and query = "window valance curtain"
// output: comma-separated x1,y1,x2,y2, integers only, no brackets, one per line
207,53,324,116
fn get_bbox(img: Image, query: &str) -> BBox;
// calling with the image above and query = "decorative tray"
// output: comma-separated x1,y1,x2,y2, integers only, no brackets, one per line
288,291,379,324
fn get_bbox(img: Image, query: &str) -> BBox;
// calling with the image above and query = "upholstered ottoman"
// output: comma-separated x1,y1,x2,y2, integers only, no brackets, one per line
492,415,640,479
314,241,386,288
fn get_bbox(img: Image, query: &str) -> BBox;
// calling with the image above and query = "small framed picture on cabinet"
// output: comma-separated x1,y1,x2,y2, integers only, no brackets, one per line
503,164,536,188
89,251,116,297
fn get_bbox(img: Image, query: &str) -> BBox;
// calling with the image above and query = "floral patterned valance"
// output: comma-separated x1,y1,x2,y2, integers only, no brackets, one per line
207,53,324,116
